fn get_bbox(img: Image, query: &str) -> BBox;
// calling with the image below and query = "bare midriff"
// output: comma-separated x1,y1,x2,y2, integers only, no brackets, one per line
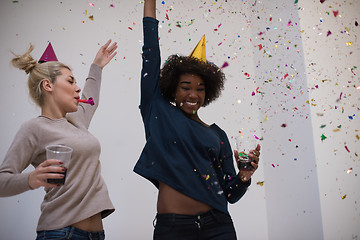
157,182,212,215
71,213,103,232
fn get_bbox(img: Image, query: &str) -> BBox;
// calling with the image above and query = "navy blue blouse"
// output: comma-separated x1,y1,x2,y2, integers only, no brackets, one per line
134,17,250,214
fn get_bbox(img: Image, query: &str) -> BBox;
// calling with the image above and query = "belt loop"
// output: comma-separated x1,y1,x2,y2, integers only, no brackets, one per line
210,209,219,222
171,214,176,228
68,226,74,239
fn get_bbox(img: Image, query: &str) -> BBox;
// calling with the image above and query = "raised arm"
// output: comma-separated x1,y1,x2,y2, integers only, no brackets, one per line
93,39,118,69
144,0,156,18
139,1,161,114
67,40,117,128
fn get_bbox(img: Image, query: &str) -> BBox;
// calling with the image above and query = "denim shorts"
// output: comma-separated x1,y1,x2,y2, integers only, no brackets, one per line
36,226,105,240
153,209,237,240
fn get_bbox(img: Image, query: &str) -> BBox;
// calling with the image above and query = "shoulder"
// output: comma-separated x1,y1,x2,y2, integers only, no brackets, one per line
10,117,44,144
18,116,62,135
19,117,42,131
210,123,226,136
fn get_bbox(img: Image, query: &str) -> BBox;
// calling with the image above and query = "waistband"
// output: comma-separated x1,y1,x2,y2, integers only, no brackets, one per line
37,226,105,238
156,208,227,220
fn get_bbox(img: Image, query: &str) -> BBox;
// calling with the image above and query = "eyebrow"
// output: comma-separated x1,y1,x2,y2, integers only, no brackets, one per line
179,81,205,86
68,75,77,83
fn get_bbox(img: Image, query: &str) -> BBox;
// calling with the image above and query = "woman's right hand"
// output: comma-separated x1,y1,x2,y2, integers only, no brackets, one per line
28,159,66,189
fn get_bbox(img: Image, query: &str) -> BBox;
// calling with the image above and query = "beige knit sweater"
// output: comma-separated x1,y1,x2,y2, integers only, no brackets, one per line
0,64,114,231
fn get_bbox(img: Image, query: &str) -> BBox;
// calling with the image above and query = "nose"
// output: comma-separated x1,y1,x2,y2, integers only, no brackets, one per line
75,84,81,93
188,90,198,99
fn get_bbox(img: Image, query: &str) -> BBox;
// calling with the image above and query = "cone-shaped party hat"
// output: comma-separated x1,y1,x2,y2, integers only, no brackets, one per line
189,35,206,62
38,42,58,63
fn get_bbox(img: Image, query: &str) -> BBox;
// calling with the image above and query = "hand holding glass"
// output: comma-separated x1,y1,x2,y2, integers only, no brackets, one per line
235,135,257,170
45,145,73,184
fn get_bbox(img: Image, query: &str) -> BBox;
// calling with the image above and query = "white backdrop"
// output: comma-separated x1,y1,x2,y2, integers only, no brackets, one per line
0,1,358,240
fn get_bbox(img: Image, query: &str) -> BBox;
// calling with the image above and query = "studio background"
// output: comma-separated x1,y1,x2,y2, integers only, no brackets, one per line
0,0,358,239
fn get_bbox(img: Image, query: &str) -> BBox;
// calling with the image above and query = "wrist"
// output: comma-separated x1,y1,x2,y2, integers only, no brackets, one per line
28,172,35,190
238,173,251,183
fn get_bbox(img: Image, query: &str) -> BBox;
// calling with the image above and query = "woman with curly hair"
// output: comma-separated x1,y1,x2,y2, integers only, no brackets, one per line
134,1,261,239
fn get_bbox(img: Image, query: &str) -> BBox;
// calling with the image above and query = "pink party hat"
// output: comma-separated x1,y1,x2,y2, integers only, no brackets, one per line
38,42,58,63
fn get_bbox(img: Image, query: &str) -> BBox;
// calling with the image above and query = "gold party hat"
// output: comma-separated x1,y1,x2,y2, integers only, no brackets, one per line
189,35,206,62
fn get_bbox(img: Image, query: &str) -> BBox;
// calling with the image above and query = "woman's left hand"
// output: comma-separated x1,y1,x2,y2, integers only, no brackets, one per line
235,144,261,182
93,39,118,68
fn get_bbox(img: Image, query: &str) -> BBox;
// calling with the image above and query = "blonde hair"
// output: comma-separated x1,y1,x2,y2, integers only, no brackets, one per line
11,44,71,107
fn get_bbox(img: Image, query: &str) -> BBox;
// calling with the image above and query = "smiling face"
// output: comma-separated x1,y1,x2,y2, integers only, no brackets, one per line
174,73,205,121
51,68,81,115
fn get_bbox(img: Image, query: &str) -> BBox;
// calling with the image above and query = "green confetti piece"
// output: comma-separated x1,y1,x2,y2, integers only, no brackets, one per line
238,152,248,158
321,134,327,141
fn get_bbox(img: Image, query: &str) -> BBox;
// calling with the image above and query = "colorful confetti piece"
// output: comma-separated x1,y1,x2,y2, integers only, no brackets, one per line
257,181,264,186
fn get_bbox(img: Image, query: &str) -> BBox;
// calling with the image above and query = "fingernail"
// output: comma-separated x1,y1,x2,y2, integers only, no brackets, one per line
59,161,64,164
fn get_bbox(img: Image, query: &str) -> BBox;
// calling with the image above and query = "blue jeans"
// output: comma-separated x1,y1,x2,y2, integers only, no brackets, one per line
153,209,237,240
36,226,105,240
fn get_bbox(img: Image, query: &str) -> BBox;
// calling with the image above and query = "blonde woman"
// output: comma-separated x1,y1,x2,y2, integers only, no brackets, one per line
0,40,117,240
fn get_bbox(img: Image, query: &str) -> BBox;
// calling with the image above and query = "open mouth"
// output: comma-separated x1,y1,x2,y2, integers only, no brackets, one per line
185,101,197,106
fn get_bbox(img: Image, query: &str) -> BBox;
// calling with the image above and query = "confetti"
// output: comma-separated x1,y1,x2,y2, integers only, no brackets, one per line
221,62,229,69
321,134,327,141
347,168,353,174
344,146,350,152
88,15,94,21
341,194,347,199
202,175,210,181
257,181,264,186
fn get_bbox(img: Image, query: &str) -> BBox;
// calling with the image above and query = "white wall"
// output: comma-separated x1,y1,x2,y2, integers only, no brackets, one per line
0,0,358,240
298,1,360,239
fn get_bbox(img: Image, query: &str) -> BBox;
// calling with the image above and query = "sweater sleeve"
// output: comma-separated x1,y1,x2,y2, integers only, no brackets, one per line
67,63,102,129
221,150,251,204
0,121,37,197
139,17,161,113
213,126,251,204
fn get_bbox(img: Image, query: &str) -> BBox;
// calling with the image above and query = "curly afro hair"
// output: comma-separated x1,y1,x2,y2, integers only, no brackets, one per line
159,54,226,107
